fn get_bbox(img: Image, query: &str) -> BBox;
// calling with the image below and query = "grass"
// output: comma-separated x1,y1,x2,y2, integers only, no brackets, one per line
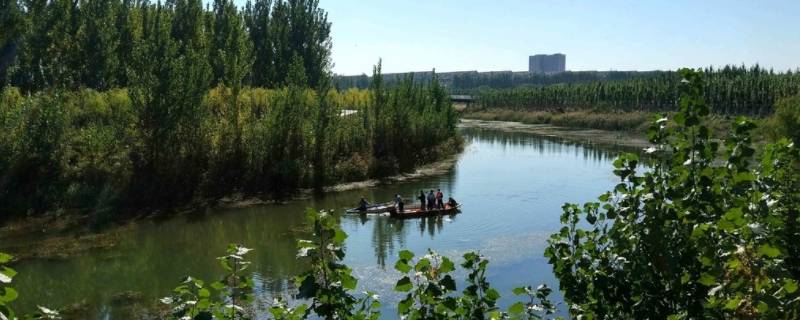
463,108,653,132
461,107,777,148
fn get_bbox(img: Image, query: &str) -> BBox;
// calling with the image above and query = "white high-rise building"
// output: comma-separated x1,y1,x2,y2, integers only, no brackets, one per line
529,54,566,74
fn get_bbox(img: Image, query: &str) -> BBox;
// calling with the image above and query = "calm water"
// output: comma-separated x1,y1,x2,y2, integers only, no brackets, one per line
10,127,630,319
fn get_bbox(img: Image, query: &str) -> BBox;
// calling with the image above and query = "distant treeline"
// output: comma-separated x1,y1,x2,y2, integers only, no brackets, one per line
334,70,665,92
1,0,331,91
475,66,800,116
0,65,460,220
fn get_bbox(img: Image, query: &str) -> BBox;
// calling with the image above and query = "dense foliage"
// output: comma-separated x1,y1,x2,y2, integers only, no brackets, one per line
0,63,460,219
768,93,800,143
476,65,800,116
545,69,800,318
449,70,665,92
1,0,331,91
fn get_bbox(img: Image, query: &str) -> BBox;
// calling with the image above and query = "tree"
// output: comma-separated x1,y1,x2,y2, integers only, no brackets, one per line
76,0,119,89
0,0,25,87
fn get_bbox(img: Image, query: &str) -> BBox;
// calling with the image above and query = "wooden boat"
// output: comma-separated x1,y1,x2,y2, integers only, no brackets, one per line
389,204,461,219
345,202,395,214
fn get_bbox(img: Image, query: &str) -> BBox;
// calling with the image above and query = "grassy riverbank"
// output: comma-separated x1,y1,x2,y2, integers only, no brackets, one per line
463,108,654,132
461,107,785,143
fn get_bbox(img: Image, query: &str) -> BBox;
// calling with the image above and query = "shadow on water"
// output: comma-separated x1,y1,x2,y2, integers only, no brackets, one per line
9,126,635,319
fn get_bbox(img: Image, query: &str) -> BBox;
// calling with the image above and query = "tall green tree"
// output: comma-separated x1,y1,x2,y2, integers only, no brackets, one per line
77,0,119,89
0,0,25,87
245,0,273,87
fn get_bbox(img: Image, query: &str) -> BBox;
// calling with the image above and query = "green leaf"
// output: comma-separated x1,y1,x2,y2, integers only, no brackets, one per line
699,273,716,286
395,276,413,292
0,287,18,303
485,288,500,301
414,258,430,272
785,279,799,294
0,267,16,284
508,302,525,314
439,257,455,274
758,244,781,258
733,172,755,184
198,288,210,298
398,296,413,314
210,281,225,290
441,275,456,291
398,250,414,261
0,253,12,264
394,260,411,273
333,229,348,244
724,297,741,310
341,274,357,290
512,287,528,296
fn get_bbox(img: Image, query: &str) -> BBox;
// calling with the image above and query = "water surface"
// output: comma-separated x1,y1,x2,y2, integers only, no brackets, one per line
11,126,628,318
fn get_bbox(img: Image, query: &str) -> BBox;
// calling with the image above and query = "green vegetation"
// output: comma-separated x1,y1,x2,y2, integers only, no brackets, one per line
474,66,800,117
0,0,461,220
1,252,59,319
464,109,654,132
766,93,800,143
1,0,331,91
3,70,800,319
0,67,460,220
545,69,800,318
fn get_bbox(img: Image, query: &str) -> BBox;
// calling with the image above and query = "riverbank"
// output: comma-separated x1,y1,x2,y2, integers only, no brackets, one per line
0,138,465,263
458,118,653,150
463,108,653,132
461,108,774,143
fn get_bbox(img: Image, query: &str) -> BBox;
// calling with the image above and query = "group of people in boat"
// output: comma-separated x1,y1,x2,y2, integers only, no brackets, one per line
412,189,458,212
393,190,458,213
355,189,458,214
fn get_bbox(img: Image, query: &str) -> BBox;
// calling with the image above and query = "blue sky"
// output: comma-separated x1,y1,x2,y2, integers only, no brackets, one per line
239,0,800,75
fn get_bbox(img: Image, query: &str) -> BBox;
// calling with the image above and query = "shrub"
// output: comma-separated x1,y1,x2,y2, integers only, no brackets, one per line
769,93,800,143
545,69,800,319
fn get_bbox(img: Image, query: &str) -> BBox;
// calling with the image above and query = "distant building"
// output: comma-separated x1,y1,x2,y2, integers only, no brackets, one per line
529,54,566,74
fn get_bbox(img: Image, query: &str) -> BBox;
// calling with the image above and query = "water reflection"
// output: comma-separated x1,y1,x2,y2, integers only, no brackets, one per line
461,127,626,165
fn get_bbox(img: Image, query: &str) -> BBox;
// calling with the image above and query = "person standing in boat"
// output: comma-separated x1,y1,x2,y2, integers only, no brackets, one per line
427,190,436,210
435,189,444,209
418,191,426,211
395,194,404,213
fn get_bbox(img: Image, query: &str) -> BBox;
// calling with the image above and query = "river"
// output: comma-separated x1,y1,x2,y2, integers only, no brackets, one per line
10,124,636,319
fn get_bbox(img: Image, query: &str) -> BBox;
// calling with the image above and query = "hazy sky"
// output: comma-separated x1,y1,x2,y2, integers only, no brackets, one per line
260,0,800,75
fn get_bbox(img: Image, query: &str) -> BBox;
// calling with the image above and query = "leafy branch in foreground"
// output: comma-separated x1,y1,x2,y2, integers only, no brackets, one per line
1,253,60,320
545,68,800,319
161,244,255,319
156,208,560,319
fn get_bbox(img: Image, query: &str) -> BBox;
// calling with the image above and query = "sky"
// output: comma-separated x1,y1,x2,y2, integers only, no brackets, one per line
251,0,800,75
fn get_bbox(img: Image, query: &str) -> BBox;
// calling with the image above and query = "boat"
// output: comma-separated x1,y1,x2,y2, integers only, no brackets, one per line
388,204,461,219
345,202,395,214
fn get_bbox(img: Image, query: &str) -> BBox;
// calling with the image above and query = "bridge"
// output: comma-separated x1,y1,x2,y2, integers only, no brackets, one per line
450,95,474,103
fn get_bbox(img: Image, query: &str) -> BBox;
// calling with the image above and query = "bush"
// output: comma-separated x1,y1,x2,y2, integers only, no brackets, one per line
545,69,800,319
768,93,800,143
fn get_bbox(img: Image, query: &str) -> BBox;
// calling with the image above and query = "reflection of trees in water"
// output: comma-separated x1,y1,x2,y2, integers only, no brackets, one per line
368,214,455,267
461,127,631,164
370,217,406,267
